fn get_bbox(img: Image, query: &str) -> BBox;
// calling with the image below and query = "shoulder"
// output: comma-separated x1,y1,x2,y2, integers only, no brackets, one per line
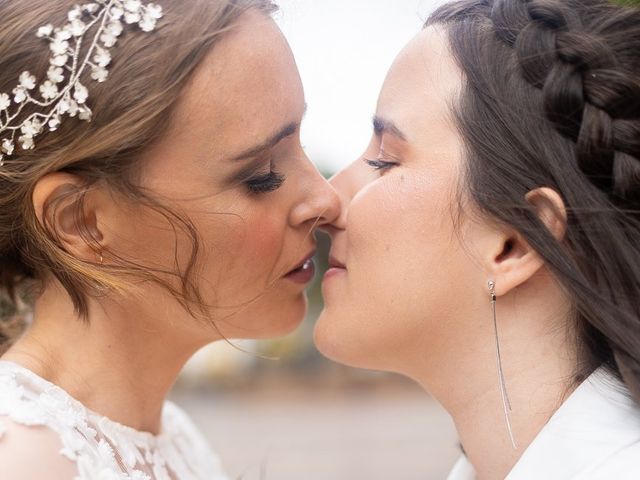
0,416,78,480
0,361,99,478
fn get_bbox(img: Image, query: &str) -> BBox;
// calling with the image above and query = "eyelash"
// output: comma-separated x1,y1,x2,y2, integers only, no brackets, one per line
245,169,286,194
364,158,399,172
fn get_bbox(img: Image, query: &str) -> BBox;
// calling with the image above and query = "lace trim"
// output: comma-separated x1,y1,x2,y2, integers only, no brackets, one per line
0,361,226,480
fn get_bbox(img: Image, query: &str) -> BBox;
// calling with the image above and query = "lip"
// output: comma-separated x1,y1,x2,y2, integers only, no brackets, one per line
324,255,347,280
328,255,346,270
284,250,317,285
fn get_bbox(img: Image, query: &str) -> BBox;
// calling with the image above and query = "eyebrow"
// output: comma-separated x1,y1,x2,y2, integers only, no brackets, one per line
230,105,308,162
372,115,408,142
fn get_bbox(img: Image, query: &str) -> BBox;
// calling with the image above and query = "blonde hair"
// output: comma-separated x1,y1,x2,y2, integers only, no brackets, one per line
0,0,278,351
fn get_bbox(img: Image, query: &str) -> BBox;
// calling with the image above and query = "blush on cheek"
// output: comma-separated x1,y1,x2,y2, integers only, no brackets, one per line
188,206,303,339
237,213,284,272
206,209,286,289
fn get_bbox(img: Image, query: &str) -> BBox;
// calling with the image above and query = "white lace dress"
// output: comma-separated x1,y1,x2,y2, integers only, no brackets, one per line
0,360,229,480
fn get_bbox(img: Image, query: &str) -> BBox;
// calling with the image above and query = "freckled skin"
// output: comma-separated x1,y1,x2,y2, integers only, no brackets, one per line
106,12,340,341
2,10,341,443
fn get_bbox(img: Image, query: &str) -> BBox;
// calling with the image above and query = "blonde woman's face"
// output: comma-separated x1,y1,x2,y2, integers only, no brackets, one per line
108,12,340,341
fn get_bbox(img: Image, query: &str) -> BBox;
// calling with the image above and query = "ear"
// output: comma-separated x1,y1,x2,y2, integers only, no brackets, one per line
488,187,567,297
32,172,105,263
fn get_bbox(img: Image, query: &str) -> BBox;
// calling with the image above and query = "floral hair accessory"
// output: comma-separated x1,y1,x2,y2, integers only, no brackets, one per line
0,0,163,166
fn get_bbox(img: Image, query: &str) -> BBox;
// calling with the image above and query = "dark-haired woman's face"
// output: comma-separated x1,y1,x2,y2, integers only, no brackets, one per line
315,27,493,372
106,12,340,341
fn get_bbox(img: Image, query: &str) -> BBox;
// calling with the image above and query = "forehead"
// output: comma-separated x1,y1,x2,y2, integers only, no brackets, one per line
169,11,304,160
376,26,462,147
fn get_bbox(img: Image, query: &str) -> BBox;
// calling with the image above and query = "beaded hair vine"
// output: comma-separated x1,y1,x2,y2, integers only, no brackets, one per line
0,0,163,166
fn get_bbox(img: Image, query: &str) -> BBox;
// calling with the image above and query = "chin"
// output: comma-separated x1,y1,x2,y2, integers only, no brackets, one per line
313,308,370,369
314,305,406,373
248,292,309,339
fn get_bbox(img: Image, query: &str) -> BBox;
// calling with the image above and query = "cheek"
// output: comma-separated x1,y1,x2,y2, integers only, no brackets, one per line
351,172,455,298
353,179,446,277
201,202,307,339
107,170,307,340
196,202,286,293
120,196,286,299
318,171,472,370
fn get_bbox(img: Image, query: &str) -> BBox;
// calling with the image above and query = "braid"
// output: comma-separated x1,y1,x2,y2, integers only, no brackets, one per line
489,0,640,197
427,0,640,402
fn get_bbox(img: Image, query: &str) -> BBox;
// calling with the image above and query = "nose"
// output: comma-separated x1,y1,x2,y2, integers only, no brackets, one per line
331,156,375,199
320,158,374,233
289,161,342,229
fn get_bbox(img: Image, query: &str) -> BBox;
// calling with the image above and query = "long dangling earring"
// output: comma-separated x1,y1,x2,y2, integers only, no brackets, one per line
488,280,518,450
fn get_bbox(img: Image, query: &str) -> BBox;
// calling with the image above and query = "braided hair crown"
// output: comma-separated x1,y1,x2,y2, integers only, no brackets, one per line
487,0,640,203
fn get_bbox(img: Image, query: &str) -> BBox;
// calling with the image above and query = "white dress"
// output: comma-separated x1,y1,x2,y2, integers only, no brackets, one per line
0,360,229,480
447,367,640,479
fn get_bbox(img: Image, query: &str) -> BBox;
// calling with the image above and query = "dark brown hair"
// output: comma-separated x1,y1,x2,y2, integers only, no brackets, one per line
0,0,277,352
426,0,640,400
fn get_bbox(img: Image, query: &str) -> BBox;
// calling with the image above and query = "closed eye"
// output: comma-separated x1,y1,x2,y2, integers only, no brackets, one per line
245,169,286,194
364,158,399,171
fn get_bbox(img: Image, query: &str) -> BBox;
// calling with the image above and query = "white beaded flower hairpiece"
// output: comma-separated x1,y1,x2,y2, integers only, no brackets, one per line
0,0,163,166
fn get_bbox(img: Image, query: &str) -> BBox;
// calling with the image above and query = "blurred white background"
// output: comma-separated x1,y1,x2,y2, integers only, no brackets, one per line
275,0,449,173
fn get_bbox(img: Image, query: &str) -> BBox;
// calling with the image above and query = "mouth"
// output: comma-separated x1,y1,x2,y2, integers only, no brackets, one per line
328,255,346,270
284,250,317,285
324,254,347,281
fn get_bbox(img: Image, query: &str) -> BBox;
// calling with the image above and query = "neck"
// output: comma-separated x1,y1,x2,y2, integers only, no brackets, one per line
2,281,213,435
408,282,580,479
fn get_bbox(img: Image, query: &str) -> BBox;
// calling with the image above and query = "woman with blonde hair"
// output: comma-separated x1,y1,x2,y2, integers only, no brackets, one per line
0,0,339,478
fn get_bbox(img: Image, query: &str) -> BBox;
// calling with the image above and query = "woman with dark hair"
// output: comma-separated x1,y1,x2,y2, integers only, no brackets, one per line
317,0,640,477
0,0,339,478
